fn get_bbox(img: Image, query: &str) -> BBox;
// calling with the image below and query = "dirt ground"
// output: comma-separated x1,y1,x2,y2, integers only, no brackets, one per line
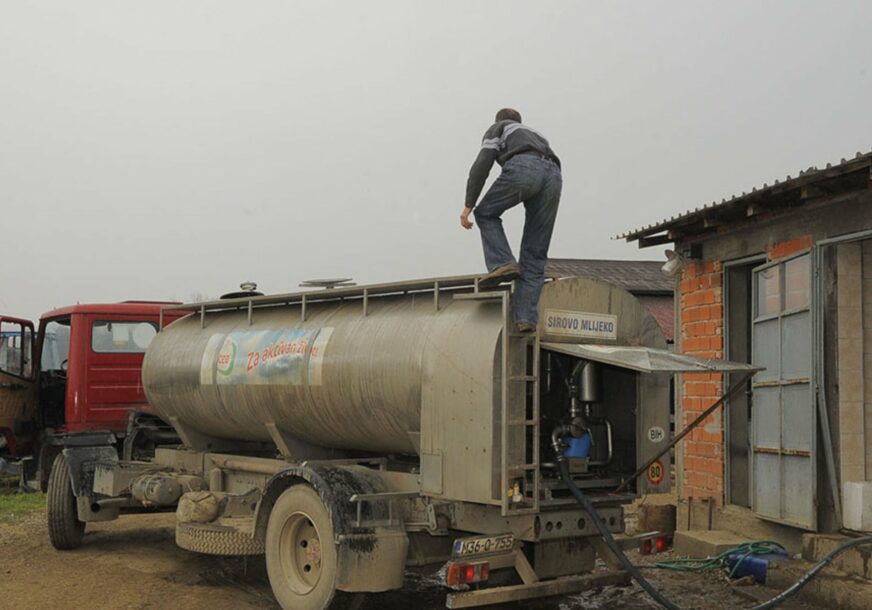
0,506,830,610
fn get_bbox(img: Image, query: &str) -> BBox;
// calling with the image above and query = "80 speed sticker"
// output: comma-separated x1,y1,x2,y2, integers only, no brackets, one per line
647,459,665,485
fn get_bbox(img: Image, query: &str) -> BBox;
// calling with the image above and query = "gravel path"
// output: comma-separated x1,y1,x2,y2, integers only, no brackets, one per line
0,509,825,610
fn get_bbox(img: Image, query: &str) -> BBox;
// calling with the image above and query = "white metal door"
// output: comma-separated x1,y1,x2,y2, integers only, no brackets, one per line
751,252,816,529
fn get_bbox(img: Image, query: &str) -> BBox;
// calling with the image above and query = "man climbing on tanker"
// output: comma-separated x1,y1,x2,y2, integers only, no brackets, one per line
460,107,562,333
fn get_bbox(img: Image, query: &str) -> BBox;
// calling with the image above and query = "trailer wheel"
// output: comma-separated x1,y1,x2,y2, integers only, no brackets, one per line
265,484,364,610
46,453,85,550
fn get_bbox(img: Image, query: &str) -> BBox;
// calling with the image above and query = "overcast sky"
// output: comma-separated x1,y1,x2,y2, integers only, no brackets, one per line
2,1,871,319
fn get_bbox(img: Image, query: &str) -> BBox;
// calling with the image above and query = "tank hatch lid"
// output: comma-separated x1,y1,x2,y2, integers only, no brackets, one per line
541,343,764,375
299,278,356,289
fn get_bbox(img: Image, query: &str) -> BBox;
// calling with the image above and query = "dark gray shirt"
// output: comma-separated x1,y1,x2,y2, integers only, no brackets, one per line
465,120,560,208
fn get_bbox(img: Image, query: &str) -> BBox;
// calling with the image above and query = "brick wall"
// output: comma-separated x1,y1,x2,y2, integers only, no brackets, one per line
679,261,725,501
767,235,813,260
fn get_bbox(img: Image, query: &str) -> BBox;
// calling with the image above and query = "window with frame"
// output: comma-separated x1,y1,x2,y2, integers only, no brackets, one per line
42,320,72,371
0,321,33,378
91,321,158,354
750,250,815,528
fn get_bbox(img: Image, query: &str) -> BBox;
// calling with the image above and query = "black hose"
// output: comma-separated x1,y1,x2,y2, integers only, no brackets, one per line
557,460,872,610
558,460,681,610
748,535,872,610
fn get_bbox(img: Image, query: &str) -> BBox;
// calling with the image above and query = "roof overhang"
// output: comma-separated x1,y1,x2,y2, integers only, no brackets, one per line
617,151,872,248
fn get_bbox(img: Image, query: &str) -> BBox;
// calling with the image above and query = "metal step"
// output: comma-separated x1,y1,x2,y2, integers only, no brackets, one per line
508,375,538,382
507,419,539,426
505,506,537,514
446,569,630,608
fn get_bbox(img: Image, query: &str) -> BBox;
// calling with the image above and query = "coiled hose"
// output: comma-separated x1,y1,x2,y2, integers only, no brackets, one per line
557,461,872,610
647,540,787,577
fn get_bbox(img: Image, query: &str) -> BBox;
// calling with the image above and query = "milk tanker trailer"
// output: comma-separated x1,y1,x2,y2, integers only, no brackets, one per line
45,274,756,609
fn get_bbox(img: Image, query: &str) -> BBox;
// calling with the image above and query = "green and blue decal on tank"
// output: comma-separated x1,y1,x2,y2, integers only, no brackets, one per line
198,327,333,386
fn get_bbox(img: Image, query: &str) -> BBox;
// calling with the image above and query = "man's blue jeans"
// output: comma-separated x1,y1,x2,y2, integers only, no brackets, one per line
474,154,562,325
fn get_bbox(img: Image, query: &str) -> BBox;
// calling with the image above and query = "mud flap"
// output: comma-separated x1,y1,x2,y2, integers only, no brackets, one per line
62,446,119,496
336,529,409,592
62,445,119,521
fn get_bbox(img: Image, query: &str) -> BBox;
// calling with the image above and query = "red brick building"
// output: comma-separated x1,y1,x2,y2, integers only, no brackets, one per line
621,151,872,544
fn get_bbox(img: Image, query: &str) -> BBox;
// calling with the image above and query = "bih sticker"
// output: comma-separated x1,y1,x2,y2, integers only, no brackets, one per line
647,426,666,443
647,459,665,486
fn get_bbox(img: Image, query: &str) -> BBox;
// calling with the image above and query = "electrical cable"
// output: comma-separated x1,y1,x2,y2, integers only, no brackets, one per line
557,460,872,610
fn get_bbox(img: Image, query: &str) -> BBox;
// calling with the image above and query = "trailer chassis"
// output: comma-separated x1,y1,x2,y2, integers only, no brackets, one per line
51,442,637,609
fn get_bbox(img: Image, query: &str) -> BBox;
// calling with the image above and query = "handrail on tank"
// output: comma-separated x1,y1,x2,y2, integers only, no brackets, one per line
160,273,503,318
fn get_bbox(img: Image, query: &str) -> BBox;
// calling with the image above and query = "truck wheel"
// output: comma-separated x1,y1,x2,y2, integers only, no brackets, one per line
265,484,364,610
46,453,85,550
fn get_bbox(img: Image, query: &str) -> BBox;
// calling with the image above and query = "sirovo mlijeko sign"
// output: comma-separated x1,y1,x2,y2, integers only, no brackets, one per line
543,309,618,340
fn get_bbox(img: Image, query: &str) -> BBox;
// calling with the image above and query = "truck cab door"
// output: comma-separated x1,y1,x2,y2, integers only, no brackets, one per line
0,316,38,455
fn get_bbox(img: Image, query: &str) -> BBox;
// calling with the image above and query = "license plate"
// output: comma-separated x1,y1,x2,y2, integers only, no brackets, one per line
452,534,514,557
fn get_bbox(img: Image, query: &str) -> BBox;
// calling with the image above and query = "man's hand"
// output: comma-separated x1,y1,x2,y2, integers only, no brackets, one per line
460,207,474,230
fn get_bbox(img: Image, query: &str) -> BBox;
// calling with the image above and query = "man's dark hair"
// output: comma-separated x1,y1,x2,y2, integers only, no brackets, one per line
495,108,522,123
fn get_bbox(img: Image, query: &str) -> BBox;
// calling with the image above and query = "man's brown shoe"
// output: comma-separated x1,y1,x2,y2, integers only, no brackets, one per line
515,321,537,334
479,262,521,288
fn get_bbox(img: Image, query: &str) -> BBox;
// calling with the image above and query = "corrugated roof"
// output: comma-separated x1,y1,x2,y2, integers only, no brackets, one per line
617,149,872,247
636,295,674,342
546,259,673,294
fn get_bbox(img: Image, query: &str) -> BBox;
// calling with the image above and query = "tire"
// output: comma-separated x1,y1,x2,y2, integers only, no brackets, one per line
46,453,85,550
176,521,265,556
38,445,60,492
265,484,365,610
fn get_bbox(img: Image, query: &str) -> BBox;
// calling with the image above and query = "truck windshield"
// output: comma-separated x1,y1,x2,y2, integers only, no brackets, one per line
42,320,71,371
91,321,157,354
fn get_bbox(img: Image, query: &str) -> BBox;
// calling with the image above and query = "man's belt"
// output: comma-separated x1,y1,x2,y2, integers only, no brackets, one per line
510,151,560,166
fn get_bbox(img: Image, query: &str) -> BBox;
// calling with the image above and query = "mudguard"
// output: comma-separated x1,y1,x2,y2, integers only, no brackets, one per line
62,445,119,497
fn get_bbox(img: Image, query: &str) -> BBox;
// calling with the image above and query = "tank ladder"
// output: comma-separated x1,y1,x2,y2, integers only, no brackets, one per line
502,291,542,517
457,286,541,516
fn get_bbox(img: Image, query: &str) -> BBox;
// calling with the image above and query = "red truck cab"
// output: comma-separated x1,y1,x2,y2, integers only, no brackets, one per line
0,302,186,487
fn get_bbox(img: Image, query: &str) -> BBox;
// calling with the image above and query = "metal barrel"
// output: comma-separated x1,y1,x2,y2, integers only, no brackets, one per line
142,289,503,454
142,277,665,455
